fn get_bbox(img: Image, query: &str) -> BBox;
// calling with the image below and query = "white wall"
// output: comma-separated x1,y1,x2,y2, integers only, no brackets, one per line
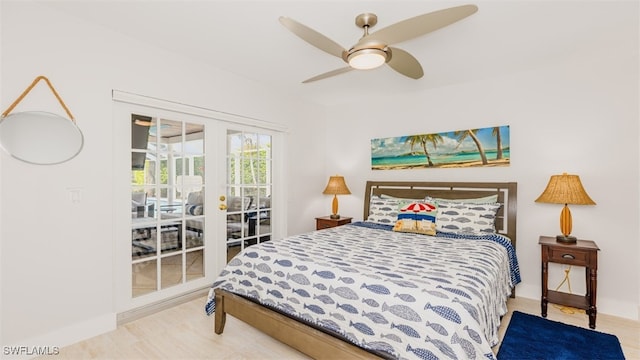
323,11,640,320
0,1,325,350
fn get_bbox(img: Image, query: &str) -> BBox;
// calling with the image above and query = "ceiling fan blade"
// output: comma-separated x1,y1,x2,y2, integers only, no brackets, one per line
368,4,478,45
387,47,424,79
279,16,346,59
302,67,354,83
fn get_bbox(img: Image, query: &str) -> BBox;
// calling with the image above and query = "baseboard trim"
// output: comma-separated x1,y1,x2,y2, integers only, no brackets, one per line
117,286,209,325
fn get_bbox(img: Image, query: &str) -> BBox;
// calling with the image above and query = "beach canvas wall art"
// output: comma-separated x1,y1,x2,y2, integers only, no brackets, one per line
371,125,510,170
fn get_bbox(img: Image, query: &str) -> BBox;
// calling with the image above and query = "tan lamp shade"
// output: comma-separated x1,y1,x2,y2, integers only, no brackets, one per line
535,173,595,243
322,176,351,219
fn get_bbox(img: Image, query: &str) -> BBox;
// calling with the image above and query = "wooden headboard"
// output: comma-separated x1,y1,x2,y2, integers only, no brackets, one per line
363,181,517,246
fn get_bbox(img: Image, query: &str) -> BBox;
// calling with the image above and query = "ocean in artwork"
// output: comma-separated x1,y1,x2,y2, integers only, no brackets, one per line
372,149,510,167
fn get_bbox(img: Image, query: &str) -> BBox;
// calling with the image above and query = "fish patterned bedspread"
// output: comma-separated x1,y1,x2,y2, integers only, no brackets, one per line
206,222,521,360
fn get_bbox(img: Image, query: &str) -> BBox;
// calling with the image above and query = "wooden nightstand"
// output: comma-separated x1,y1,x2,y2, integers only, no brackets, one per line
315,216,352,230
539,236,600,329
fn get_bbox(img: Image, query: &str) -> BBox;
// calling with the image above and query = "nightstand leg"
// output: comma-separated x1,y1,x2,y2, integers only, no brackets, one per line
541,260,548,318
588,267,598,329
587,308,597,329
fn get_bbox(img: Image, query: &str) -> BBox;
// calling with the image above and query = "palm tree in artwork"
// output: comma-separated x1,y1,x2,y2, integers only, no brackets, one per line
404,134,443,167
454,129,488,165
493,126,504,160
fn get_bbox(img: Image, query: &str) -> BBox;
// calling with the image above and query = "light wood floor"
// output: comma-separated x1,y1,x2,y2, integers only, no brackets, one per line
47,295,639,359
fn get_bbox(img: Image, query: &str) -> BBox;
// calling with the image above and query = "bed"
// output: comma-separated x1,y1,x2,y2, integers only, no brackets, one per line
206,181,520,359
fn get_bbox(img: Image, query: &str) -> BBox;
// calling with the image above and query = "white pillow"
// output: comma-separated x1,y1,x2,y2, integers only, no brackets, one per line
187,191,203,205
432,194,498,204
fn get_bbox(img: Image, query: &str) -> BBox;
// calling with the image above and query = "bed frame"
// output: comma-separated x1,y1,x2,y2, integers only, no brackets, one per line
214,181,517,359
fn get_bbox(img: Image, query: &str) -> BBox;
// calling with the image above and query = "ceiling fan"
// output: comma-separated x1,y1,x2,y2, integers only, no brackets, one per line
279,4,478,83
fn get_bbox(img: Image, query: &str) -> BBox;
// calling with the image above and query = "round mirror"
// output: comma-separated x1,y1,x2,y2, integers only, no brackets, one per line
0,111,84,165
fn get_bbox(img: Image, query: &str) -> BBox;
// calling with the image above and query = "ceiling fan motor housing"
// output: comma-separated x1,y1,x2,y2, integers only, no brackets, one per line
343,34,391,69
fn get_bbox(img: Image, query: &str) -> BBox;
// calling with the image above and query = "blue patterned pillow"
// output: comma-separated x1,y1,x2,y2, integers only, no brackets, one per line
187,205,203,216
367,196,417,225
435,200,501,234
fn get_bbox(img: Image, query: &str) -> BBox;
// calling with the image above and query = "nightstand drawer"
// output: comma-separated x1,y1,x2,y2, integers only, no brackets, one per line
548,248,590,266
315,216,352,230
316,219,335,229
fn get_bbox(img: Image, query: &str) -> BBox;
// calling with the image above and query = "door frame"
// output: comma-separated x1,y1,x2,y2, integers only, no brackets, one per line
112,90,287,314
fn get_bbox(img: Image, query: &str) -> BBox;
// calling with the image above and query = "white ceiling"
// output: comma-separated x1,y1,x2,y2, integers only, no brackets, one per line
44,1,637,106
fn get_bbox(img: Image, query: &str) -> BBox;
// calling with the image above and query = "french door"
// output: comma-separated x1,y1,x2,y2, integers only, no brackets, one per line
225,129,273,263
128,115,208,299
113,93,283,313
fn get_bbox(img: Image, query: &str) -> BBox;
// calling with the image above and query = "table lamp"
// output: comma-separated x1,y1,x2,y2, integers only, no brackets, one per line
535,173,596,243
322,175,351,219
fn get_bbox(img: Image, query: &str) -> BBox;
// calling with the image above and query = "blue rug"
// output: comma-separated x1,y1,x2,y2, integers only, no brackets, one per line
497,311,625,360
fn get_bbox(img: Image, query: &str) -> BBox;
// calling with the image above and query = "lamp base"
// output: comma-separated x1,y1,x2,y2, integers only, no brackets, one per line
556,235,577,244
330,214,341,219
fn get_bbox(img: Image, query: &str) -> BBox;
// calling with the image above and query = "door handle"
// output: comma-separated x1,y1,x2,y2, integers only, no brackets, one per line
219,204,228,210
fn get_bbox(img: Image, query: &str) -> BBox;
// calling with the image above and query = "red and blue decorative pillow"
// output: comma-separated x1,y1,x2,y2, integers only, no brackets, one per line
392,200,438,235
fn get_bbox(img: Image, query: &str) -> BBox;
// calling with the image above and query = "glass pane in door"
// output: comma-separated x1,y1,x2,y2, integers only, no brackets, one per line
132,259,157,298
226,130,272,262
131,114,206,297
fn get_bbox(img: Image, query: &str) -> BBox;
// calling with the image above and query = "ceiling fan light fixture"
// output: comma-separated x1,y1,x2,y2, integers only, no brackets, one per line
347,48,386,70
134,119,153,126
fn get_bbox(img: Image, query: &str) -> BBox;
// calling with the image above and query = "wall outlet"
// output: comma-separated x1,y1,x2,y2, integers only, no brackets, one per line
68,187,83,204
